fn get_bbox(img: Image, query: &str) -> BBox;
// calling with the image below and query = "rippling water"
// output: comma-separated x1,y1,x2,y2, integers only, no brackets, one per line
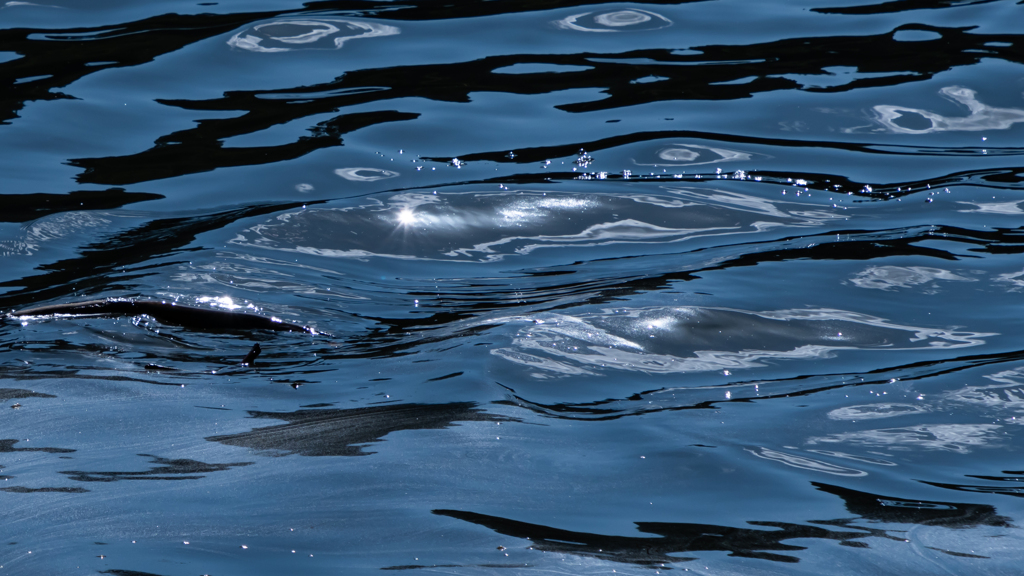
3,1,1024,574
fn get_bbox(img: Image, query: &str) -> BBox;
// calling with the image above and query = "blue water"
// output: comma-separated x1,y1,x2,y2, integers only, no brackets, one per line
3,1,1024,574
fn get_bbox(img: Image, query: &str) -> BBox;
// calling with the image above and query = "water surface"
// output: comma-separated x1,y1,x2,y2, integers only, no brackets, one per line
2,0,1024,574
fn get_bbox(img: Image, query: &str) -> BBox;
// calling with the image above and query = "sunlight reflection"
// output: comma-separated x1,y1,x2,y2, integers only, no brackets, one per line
397,209,417,226
197,295,243,310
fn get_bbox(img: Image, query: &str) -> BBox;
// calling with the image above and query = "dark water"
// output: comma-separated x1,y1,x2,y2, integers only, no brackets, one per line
3,0,1024,574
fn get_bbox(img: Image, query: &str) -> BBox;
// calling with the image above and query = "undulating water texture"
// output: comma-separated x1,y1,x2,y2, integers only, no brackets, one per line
2,0,1024,574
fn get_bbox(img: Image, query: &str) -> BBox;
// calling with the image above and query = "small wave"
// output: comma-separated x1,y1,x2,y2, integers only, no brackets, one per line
1,211,111,256
228,18,399,53
553,9,671,33
491,306,991,376
229,188,828,263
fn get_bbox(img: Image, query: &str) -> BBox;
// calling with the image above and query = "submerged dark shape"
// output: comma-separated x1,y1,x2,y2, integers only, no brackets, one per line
97,565,172,569
0,389,56,401
0,486,89,493
9,298,318,335
207,402,517,456
435,480,1012,566
242,343,262,366
60,453,252,482
433,509,890,565
814,482,1013,527
0,439,74,454
812,0,1000,15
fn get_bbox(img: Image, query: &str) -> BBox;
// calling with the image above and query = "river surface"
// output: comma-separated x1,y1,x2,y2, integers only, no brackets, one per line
3,1,1024,574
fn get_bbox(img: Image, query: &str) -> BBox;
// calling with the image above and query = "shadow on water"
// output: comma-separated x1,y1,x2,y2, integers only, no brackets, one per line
433,482,1010,566
811,0,1001,15
206,402,518,456
0,189,163,224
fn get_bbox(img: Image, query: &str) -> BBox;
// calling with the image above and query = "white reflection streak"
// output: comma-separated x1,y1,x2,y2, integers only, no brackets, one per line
957,200,1024,215
635,144,753,167
809,424,1002,453
996,269,1024,289
506,338,848,375
492,307,992,376
828,403,928,421
947,369,1024,411
3,211,112,256
850,266,974,291
335,167,399,182
227,19,400,53
805,450,897,467
745,447,867,477
754,308,992,348
448,220,741,260
874,86,1024,134
663,188,796,219
554,9,670,32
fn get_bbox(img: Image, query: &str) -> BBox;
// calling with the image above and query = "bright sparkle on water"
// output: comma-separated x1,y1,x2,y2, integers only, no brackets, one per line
397,209,417,226
198,295,242,310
